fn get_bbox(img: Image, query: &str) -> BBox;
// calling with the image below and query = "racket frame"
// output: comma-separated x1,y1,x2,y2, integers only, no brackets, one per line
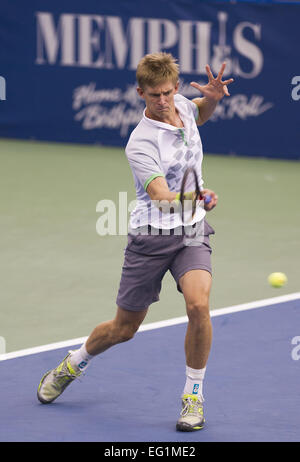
179,167,203,221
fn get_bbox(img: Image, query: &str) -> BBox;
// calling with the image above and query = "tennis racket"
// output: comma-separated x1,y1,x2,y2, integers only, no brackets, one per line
179,167,211,234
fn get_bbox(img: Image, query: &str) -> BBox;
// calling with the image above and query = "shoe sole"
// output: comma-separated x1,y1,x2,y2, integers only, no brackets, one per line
176,421,205,432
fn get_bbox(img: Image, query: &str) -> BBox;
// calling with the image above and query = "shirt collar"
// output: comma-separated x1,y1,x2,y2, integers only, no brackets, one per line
143,101,186,131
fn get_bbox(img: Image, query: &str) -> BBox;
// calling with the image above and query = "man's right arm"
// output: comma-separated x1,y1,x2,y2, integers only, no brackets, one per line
146,176,181,214
146,176,176,202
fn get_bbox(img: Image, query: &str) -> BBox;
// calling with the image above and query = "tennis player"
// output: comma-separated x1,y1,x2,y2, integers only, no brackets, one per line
37,53,233,432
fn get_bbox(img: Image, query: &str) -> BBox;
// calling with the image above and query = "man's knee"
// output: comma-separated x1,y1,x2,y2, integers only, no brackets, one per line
186,299,210,323
117,324,137,343
114,306,147,343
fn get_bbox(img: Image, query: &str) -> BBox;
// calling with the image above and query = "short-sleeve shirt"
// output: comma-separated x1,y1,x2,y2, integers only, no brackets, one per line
125,93,206,229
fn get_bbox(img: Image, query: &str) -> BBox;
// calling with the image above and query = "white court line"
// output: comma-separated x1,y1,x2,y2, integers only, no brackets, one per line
1,292,299,362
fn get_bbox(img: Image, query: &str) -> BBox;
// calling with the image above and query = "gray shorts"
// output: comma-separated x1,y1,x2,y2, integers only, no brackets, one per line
116,219,215,312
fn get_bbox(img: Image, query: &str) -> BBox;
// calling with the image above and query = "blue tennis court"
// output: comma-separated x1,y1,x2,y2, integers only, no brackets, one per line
1,0,300,447
1,295,299,442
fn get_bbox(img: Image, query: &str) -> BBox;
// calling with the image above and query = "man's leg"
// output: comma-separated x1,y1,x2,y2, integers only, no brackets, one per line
37,306,148,404
85,306,148,356
68,306,148,371
176,269,212,431
179,269,212,370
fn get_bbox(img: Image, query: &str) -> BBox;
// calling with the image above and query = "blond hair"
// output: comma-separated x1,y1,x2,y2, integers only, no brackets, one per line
136,52,179,89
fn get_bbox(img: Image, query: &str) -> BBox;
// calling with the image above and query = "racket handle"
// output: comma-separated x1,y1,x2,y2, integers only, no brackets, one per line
204,194,212,204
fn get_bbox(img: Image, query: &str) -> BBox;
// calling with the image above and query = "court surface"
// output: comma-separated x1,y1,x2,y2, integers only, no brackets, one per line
1,294,299,442
1,139,300,354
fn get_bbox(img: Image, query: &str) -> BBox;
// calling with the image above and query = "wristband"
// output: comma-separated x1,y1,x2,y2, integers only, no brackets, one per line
175,191,195,201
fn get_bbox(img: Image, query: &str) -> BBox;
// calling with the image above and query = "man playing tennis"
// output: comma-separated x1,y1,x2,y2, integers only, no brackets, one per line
37,53,233,432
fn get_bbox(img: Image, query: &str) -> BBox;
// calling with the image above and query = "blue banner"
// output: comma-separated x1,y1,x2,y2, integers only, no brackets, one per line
0,1,299,159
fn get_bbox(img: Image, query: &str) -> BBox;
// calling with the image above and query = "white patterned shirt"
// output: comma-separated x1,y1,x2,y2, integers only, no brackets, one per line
126,93,206,229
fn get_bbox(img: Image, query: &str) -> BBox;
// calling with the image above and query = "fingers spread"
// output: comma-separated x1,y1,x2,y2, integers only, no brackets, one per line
205,64,215,82
217,62,226,80
223,85,230,96
222,78,234,86
190,82,205,92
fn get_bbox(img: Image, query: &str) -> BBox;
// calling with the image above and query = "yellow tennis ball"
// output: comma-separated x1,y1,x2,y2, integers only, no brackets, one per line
268,272,287,288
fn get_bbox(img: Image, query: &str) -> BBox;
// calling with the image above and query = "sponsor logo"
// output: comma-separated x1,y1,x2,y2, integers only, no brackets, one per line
34,11,273,138
72,80,273,137
78,360,88,369
192,384,200,394
36,11,264,79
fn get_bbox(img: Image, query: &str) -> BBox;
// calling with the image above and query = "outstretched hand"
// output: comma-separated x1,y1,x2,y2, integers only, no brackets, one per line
190,62,234,102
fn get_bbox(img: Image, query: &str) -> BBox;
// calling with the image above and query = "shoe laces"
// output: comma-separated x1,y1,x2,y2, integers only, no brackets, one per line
54,358,81,381
181,396,204,417
55,368,79,380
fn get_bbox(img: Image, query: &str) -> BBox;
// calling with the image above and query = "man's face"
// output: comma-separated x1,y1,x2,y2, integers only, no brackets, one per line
137,80,179,120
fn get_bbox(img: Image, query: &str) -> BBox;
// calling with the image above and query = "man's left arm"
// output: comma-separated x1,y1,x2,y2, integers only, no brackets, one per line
191,62,234,126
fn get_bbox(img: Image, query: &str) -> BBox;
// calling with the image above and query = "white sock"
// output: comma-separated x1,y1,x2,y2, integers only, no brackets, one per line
69,343,94,372
183,366,206,401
